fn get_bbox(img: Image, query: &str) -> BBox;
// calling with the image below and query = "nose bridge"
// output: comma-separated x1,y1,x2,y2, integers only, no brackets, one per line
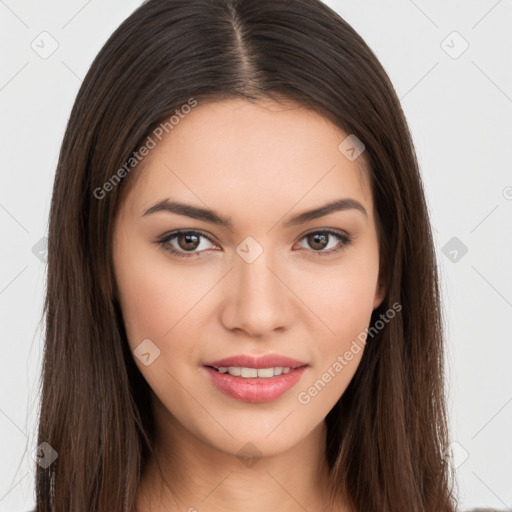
223,237,289,334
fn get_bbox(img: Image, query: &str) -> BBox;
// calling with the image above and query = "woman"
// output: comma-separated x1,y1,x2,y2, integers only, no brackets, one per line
35,0,459,510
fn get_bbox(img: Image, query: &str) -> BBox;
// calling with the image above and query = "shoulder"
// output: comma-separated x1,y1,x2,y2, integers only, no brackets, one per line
465,509,506,511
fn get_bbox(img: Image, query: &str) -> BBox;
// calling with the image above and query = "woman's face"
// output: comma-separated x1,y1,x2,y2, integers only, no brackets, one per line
112,98,384,457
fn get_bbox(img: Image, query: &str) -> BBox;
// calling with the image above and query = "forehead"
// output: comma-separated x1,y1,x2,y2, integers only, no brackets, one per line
117,98,373,221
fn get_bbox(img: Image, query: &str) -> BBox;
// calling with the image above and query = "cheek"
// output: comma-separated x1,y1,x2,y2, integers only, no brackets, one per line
114,260,168,346
113,238,203,349
294,246,379,402
113,245,206,401
295,276,373,416
299,246,379,341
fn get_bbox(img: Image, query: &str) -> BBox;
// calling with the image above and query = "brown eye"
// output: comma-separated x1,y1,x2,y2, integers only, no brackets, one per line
296,229,352,255
157,230,217,258
177,233,201,251
306,232,329,250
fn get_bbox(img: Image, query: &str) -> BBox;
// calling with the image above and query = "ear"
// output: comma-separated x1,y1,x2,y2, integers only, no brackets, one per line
372,272,386,310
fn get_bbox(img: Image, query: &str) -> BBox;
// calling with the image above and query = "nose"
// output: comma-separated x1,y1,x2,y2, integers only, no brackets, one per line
219,248,290,337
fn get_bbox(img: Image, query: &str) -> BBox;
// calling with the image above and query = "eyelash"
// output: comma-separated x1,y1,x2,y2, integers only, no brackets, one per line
155,229,352,259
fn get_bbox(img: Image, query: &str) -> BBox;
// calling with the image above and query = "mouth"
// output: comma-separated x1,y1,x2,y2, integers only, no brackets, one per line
205,364,303,378
202,363,308,403
203,353,307,371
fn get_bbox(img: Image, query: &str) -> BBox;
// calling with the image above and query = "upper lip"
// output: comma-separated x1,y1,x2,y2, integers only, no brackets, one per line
203,354,307,369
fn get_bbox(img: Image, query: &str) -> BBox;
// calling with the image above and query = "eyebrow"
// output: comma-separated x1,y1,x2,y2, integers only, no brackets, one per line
142,197,367,229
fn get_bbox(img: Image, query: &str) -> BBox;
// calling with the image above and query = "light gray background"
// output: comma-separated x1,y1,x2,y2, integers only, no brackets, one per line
1,1,511,511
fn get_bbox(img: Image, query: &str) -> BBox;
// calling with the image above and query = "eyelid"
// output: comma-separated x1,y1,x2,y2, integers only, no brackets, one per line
164,228,216,242
299,226,351,240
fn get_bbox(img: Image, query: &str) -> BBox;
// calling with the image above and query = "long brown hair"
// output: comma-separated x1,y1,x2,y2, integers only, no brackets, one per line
36,0,458,510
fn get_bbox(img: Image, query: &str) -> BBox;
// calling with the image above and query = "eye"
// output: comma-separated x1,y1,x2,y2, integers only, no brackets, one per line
295,229,352,255
156,228,352,259
156,230,218,258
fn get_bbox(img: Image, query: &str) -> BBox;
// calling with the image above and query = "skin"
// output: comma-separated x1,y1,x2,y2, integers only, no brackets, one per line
112,98,385,512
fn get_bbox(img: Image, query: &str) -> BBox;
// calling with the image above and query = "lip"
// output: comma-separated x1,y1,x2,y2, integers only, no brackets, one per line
203,365,307,403
202,353,308,403
203,354,307,369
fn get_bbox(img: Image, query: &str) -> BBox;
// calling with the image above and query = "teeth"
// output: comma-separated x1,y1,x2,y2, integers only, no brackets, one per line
216,366,292,378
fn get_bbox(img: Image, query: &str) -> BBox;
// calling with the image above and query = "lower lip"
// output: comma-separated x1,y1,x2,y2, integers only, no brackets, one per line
203,366,307,403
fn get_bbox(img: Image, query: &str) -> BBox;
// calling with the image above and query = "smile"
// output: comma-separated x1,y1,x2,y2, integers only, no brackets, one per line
213,366,292,378
203,365,307,403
